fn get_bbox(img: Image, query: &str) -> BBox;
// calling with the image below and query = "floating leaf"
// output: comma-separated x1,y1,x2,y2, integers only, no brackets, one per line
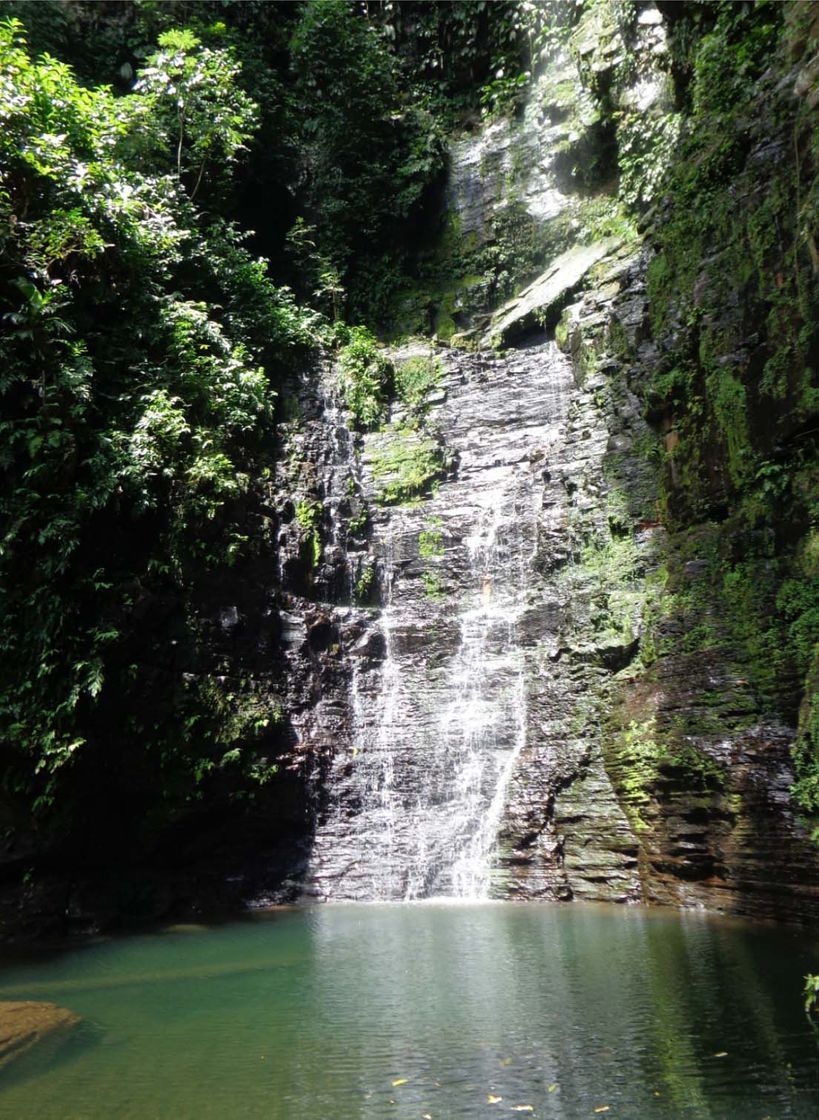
487,1094,503,1104
548,1084,558,1093
594,1108,610,1114
714,1051,728,1058
392,1078,409,1087
511,1107,534,1114
499,1057,513,1067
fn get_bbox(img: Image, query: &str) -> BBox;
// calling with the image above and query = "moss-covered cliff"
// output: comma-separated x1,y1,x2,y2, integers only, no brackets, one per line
510,0,819,919
603,0,819,915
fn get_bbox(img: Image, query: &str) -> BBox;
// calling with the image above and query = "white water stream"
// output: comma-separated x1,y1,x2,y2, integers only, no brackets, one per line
307,343,574,899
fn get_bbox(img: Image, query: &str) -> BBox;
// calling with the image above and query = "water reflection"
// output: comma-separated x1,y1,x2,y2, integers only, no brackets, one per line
0,903,815,1119
299,904,819,1119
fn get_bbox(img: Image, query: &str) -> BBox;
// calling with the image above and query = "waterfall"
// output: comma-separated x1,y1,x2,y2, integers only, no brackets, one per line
306,342,574,900
440,486,529,898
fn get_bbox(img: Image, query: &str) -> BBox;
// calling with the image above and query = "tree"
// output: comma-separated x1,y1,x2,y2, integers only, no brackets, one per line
133,28,257,199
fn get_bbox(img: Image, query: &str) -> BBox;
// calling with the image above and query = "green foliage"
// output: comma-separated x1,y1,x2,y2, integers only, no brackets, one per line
336,325,393,430
805,974,819,1017
296,499,323,567
606,708,726,836
777,582,819,680
0,18,314,845
573,488,643,647
635,2,819,840
689,5,780,117
617,111,681,210
181,675,281,782
479,65,528,120
793,646,819,818
288,0,445,322
369,425,447,506
794,703,819,817
609,718,663,832
419,517,444,599
376,0,535,116
134,28,258,197
394,354,442,415
347,504,369,537
354,563,375,604
419,522,444,561
286,217,345,321
645,2,816,526
421,571,445,600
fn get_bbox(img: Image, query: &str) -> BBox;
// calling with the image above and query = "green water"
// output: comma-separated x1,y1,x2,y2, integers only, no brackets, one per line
0,902,816,1119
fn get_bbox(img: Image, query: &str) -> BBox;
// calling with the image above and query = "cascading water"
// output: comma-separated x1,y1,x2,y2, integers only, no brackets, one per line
306,342,575,900
290,9,819,919
438,487,529,898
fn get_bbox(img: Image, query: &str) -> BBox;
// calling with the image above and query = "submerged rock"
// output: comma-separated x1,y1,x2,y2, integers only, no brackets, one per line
0,1001,80,1069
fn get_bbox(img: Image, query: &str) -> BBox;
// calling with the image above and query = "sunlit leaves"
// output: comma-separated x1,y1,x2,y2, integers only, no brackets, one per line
336,324,392,429
134,28,258,194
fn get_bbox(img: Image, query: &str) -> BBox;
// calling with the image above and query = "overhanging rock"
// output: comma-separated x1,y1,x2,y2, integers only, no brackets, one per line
486,238,621,348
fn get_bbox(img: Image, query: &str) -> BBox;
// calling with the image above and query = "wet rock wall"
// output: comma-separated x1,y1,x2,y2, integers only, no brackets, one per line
284,0,819,922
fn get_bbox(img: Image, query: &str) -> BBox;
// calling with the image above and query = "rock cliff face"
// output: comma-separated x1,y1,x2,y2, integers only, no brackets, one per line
546,246,819,924
286,239,819,920
307,340,578,898
275,0,819,923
